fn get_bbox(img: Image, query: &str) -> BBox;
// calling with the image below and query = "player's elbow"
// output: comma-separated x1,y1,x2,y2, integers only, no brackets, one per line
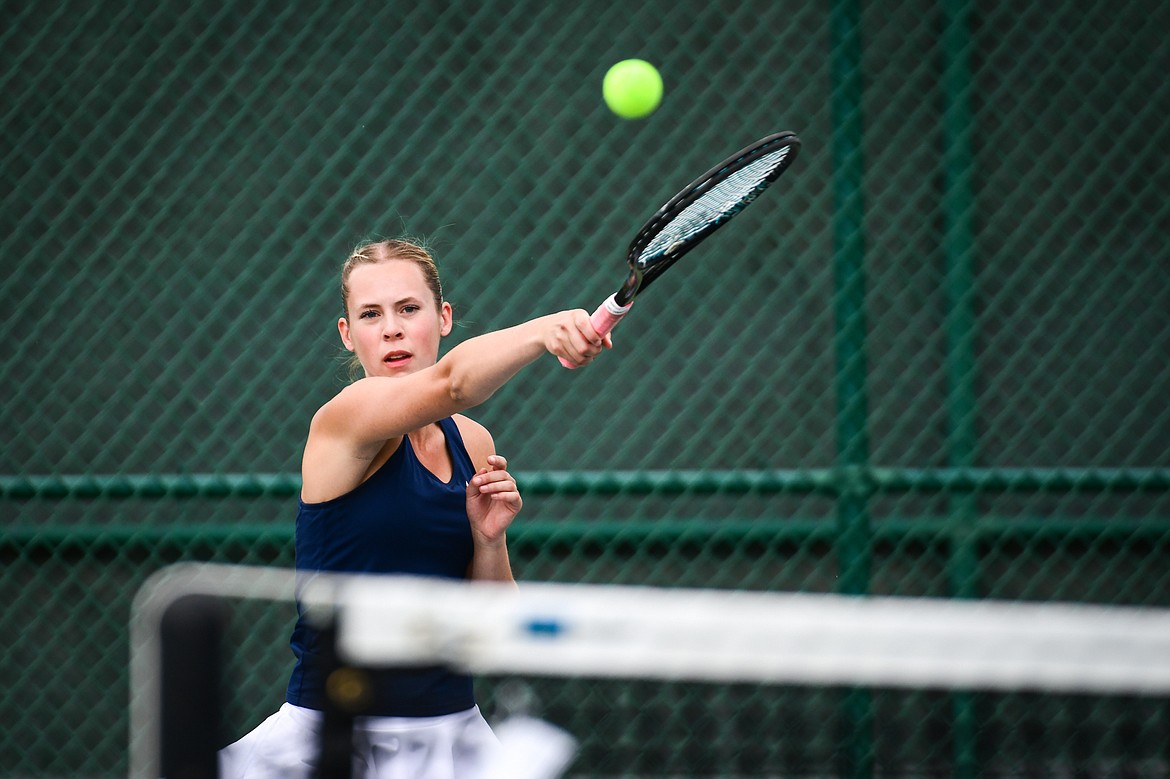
443,364,485,409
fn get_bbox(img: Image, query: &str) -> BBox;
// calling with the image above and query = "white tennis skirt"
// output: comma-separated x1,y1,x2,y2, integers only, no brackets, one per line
218,702,500,779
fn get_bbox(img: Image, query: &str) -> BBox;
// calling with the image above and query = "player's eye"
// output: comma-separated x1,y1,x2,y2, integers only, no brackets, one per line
402,305,420,314
358,309,379,319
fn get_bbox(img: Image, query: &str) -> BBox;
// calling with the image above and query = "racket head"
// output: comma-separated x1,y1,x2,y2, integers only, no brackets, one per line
616,131,801,304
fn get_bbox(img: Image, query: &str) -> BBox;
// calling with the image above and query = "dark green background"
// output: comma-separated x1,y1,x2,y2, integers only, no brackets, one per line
3,0,1168,775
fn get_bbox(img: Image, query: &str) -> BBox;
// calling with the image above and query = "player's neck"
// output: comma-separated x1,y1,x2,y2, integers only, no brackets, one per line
407,423,445,453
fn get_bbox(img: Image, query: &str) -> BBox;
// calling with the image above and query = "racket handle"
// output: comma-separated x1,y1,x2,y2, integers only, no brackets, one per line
558,294,632,369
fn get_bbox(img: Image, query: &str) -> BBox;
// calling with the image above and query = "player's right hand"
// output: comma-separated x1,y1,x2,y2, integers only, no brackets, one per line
545,309,611,368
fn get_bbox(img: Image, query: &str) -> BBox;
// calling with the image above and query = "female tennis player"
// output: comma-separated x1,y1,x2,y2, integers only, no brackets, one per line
218,238,609,778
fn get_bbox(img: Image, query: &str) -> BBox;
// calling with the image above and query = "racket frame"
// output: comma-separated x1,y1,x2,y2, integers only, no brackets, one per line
559,130,801,368
614,130,801,306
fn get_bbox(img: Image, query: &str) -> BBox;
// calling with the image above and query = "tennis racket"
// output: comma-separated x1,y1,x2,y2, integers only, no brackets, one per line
561,130,801,368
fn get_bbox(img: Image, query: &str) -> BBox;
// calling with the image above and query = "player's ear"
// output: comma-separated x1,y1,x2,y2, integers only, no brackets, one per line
338,317,355,351
439,301,453,337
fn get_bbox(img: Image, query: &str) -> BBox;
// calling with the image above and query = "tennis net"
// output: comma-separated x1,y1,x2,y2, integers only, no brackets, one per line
130,563,1170,778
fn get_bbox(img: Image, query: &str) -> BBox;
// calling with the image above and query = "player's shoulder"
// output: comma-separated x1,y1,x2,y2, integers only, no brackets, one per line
451,413,495,465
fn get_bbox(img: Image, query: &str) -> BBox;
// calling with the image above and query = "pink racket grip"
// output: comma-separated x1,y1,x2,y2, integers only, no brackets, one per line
558,294,632,369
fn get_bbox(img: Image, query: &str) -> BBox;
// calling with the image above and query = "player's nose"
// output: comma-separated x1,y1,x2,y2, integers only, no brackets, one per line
382,318,404,339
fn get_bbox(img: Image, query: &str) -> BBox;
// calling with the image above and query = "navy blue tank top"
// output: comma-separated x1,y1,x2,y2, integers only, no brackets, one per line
286,417,477,716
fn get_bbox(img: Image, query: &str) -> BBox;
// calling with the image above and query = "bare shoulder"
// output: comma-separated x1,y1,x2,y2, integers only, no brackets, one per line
308,382,366,439
300,391,397,503
452,413,495,470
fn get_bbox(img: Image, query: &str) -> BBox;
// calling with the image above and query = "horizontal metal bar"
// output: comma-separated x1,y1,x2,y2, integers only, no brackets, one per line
3,516,1167,556
518,470,842,495
869,467,1170,493
0,473,303,500
2,468,1170,500
0,523,293,552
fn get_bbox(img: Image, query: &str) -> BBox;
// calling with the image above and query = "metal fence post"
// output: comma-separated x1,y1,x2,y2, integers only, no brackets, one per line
831,0,873,774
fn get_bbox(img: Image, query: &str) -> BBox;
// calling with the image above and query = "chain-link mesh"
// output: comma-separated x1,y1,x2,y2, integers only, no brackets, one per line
3,0,1169,776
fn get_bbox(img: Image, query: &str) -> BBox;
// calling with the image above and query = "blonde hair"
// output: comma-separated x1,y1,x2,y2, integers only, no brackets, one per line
340,238,445,379
341,238,443,317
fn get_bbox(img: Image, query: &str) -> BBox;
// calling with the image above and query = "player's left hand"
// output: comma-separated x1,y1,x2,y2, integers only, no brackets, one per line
466,454,522,546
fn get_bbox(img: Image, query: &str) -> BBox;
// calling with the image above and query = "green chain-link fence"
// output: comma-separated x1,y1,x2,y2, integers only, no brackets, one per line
3,0,1169,776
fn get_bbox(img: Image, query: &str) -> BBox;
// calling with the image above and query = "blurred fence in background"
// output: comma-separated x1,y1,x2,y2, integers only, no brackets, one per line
2,0,1168,776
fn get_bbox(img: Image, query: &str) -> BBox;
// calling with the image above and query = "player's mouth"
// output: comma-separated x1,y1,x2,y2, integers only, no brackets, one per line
383,350,413,367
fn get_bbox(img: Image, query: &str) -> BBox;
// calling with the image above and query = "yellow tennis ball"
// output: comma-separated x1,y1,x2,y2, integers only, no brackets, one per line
603,59,663,120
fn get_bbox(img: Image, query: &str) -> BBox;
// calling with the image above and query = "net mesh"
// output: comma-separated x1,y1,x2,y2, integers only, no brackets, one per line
3,0,1170,775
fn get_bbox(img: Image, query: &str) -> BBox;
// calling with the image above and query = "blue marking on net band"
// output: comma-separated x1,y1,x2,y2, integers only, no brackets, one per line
524,618,564,637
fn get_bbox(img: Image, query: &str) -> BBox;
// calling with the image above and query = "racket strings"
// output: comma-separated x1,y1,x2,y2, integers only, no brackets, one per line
637,145,794,265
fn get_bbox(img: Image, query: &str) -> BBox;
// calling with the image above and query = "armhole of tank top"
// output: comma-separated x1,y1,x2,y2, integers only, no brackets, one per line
441,417,476,479
300,437,407,507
